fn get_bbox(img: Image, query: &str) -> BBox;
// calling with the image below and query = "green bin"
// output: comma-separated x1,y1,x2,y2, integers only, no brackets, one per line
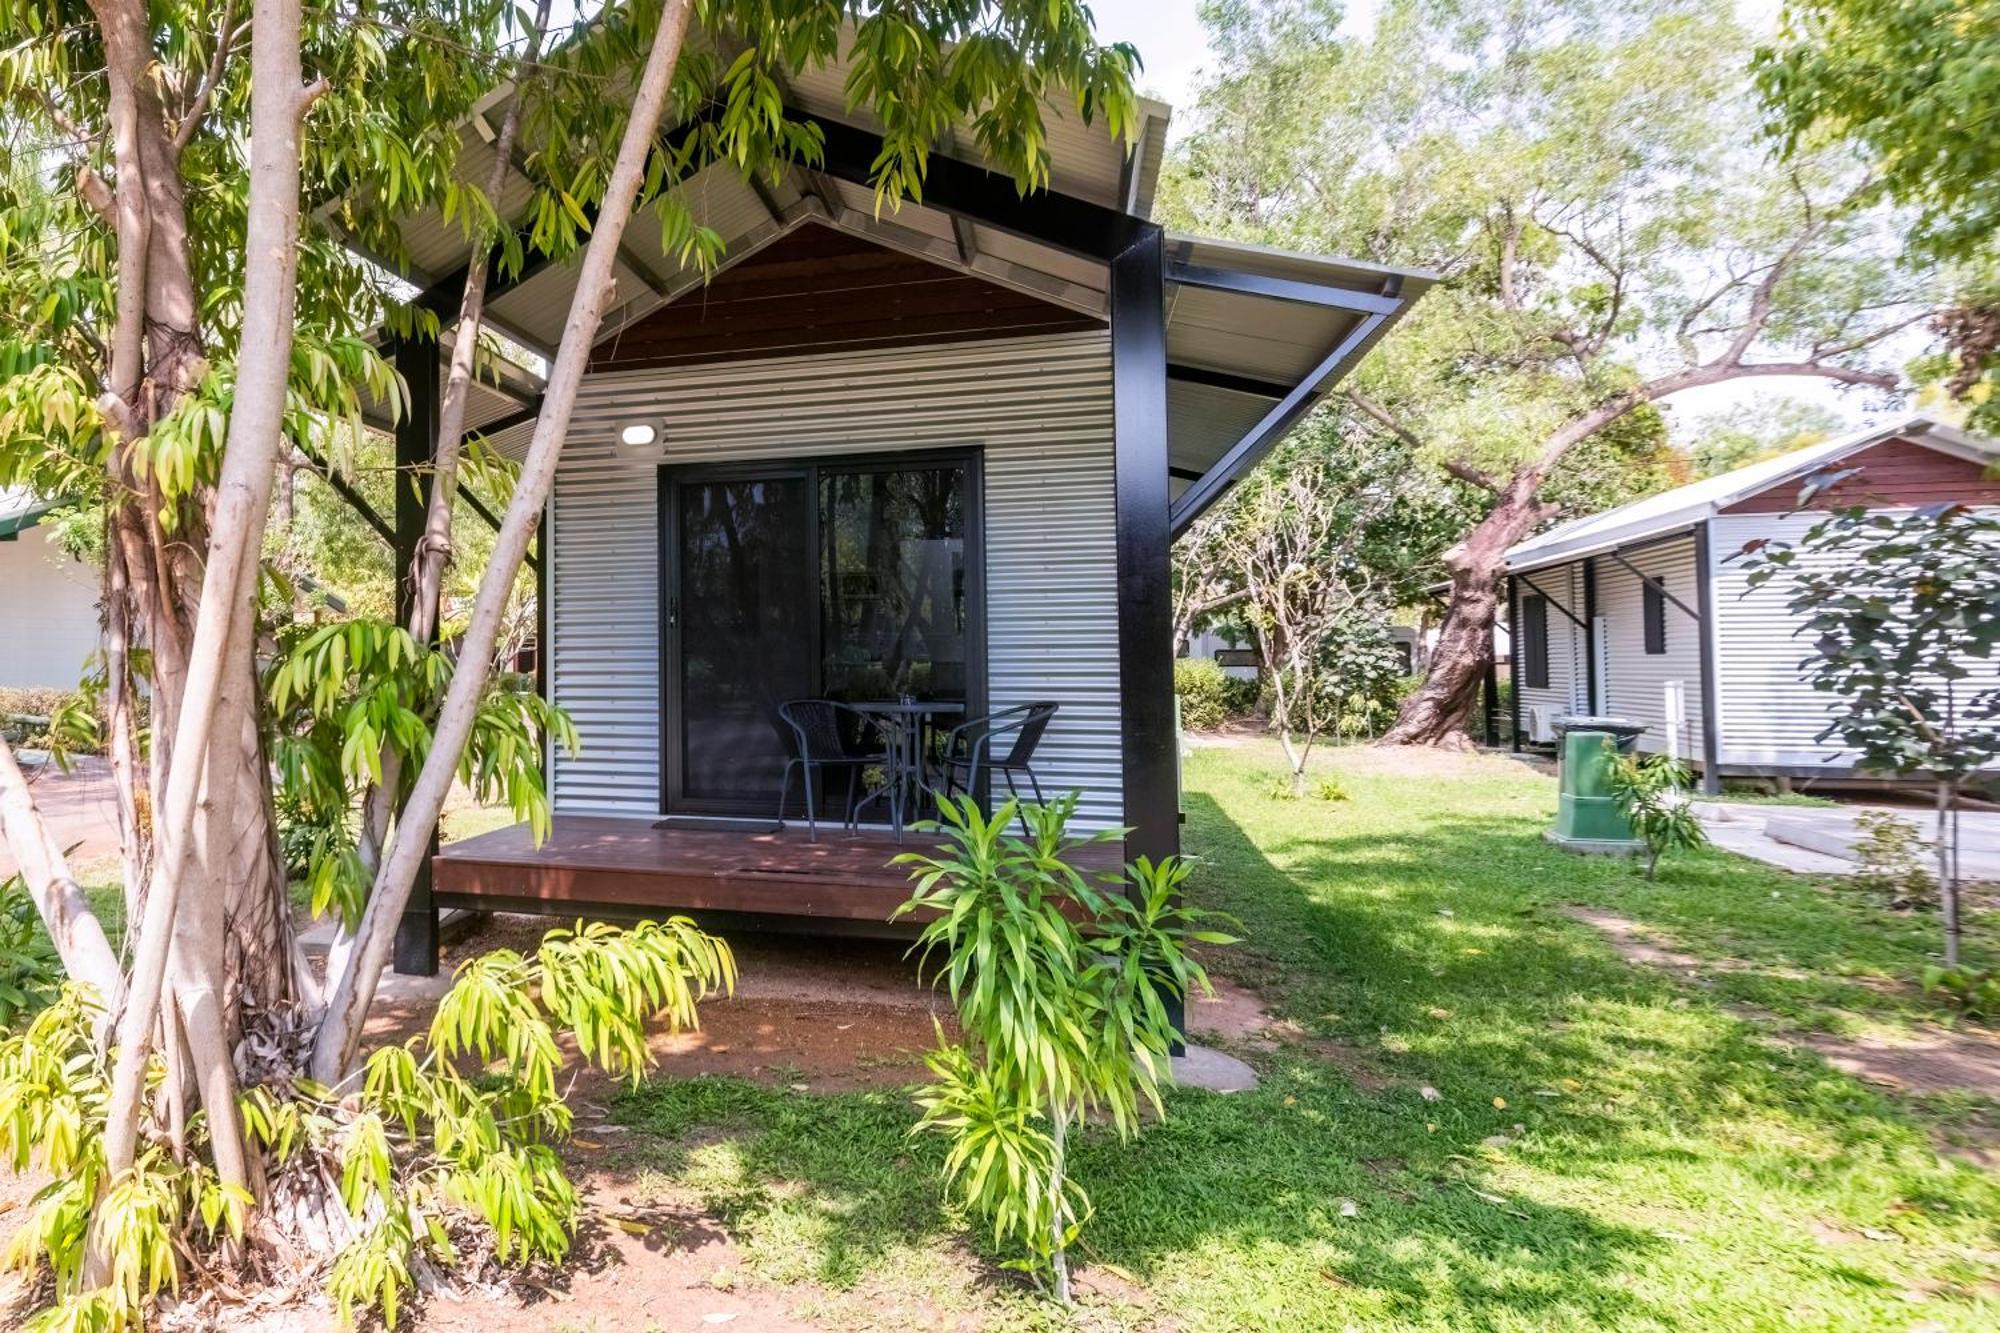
1546,716,1647,856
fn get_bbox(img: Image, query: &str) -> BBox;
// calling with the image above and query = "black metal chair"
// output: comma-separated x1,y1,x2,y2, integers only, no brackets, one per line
775,700,886,841
933,702,1059,820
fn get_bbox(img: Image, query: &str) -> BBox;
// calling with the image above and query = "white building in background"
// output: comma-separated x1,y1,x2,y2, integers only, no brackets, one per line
1502,417,2000,792
0,492,101,691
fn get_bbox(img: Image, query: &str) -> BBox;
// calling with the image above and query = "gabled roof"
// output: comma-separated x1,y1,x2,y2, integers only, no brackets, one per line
339,23,1432,518
1505,416,2000,573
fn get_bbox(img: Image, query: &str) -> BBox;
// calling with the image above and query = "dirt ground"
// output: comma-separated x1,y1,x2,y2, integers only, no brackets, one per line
1564,905,2000,1101
0,916,1281,1332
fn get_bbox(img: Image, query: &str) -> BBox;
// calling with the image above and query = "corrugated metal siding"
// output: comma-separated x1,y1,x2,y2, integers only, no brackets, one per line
1516,561,1586,731
1512,560,1592,728
1710,512,2000,767
1595,539,1705,760
547,331,1124,827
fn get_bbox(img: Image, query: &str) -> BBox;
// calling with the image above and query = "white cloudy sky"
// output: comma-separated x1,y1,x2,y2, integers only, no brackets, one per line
1083,0,1915,446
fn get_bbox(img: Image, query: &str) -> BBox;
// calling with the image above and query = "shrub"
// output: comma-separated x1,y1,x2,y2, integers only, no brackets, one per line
895,795,1234,1302
0,874,61,1027
1851,810,1937,910
1174,656,1234,732
0,919,735,1329
1606,751,1707,880
1311,775,1348,802
1921,964,1999,1019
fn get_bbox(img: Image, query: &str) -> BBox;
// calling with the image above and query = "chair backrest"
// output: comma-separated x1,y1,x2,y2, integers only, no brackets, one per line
777,699,867,759
957,701,1057,768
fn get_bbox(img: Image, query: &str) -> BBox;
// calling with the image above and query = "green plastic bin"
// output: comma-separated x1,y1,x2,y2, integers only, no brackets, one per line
1546,716,1646,856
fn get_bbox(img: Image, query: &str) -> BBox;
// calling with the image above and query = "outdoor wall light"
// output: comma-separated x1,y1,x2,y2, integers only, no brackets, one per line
619,422,659,447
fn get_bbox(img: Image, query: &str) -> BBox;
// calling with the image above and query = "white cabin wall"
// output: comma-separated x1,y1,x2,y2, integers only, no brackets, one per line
1593,537,1706,761
546,331,1125,828
1515,560,1585,735
1707,510,2000,770
0,528,101,690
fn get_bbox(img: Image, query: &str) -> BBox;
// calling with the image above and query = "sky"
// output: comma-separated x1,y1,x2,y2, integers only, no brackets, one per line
1083,0,1915,448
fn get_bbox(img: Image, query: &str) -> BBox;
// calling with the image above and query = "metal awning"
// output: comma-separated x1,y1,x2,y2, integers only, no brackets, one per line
341,25,1432,528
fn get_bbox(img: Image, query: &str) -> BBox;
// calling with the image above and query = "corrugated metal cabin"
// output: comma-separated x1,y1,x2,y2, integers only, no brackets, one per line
344,41,1433,973
1502,416,2000,793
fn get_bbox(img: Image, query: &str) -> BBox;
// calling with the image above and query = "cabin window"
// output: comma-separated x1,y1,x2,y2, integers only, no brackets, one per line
1643,580,1667,655
1522,594,1550,688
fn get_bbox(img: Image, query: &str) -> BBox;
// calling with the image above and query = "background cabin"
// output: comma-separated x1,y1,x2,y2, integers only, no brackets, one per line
1502,416,2000,792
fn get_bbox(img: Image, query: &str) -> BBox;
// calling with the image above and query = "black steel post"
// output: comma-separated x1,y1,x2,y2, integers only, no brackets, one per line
1507,574,1523,752
1582,557,1600,716
393,333,443,976
1693,521,1724,795
1110,227,1185,1048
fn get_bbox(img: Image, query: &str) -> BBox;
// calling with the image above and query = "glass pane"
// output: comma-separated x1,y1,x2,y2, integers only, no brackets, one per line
819,464,968,705
678,476,814,804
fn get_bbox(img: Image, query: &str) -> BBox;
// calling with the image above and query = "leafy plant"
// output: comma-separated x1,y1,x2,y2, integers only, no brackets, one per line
1311,775,1348,802
0,873,61,1027
1850,810,1937,910
1920,963,2000,1020
1174,656,1236,732
1739,496,2000,965
895,795,1235,1301
1606,751,1707,880
0,920,734,1330
265,617,578,924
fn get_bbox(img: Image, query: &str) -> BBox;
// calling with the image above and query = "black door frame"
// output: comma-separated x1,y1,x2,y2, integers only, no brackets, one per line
657,447,987,818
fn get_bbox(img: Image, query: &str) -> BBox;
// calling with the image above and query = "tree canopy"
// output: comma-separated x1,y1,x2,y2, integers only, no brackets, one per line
1162,0,1932,745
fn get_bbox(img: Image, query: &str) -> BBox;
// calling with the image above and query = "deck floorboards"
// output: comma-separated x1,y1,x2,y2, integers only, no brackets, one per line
433,816,1124,923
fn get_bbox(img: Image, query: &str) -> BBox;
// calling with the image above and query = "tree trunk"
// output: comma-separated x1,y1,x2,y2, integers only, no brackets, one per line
311,0,698,1086
1049,1104,1071,1305
1936,780,1960,967
99,0,315,1187
1379,474,1555,747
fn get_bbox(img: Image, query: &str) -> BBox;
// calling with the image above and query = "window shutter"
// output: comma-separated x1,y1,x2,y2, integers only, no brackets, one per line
1643,580,1667,655
1522,595,1549,688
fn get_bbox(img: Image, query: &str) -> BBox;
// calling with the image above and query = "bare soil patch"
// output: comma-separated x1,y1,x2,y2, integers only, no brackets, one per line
1563,906,2000,1101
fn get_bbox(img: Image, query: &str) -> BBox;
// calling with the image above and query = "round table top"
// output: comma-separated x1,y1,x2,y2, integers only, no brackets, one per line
850,699,967,716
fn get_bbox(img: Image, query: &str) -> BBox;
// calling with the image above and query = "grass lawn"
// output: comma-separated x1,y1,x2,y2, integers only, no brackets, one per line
608,739,2000,1331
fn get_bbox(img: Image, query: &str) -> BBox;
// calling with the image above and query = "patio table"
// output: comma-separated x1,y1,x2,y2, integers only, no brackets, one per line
850,699,964,838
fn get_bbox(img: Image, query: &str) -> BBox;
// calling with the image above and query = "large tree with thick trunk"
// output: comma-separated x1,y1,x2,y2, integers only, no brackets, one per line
1161,0,1936,746
0,0,1142,1322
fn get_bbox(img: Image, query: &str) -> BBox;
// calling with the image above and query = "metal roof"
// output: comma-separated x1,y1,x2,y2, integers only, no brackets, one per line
340,25,1431,506
1505,415,2000,574
0,488,59,539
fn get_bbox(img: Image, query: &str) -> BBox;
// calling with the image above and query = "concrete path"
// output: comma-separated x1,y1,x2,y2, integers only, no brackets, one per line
0,754,125,880
1694,800,2000,881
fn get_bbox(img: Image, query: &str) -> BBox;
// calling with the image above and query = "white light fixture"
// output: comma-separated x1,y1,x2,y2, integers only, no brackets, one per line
619,422,659,448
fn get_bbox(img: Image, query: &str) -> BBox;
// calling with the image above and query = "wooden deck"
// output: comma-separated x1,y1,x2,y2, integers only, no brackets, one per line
433,816,1124,927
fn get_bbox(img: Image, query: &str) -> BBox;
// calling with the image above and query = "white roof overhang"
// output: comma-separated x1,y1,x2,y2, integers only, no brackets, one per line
1504,416,2000,575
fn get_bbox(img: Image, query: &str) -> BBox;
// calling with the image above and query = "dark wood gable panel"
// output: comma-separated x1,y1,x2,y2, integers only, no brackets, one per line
1721,436,2000,514
590,222,1103,372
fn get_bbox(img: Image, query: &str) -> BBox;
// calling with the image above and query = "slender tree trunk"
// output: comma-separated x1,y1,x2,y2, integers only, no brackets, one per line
99,0,317,1187
311,0,698,1085
1379,474,1555,747
1049,1105,1071,1305
1936,780,1960,967
337,0,552,977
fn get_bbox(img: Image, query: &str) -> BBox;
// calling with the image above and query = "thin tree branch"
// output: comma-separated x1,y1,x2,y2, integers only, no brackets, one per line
171,0,241,153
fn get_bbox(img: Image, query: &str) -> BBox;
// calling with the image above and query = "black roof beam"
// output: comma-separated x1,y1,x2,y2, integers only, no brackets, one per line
1167,363,1288,399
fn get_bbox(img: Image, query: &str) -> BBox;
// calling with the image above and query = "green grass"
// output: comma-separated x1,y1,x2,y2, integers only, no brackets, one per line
610,741,2000,1330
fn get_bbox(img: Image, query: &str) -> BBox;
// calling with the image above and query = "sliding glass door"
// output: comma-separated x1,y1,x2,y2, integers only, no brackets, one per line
662,452,980,817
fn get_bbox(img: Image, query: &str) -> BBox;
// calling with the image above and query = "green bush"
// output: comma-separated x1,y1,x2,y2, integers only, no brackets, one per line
0,686,116,758
1175,656,1235,732
0,874,60,1027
